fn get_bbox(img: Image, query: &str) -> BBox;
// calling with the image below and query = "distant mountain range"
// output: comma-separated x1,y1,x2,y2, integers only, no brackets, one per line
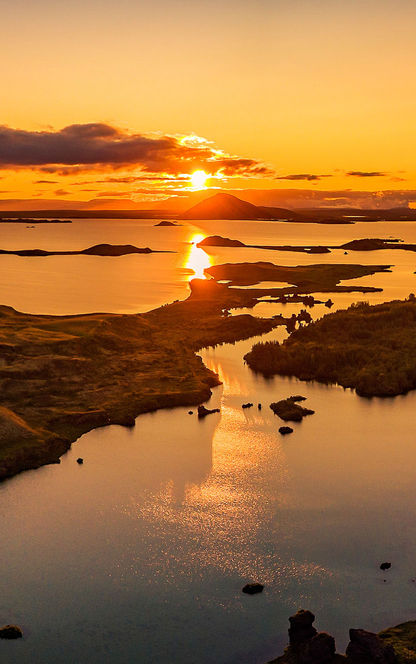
1,192,416,222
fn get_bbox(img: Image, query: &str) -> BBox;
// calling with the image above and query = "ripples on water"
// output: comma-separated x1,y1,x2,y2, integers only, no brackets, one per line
1,218,416,663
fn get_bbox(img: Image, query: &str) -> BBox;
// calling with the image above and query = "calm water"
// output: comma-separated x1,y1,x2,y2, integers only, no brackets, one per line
1,218,416,663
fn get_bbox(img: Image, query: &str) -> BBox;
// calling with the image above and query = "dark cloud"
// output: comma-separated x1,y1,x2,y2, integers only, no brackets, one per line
54,189,70,196
346,171,387,177
34,179,58,184
0,123,271,178
276,173,332,181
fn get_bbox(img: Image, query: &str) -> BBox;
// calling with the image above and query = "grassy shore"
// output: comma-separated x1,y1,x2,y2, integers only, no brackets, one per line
245,297,416,397
0,280,282,482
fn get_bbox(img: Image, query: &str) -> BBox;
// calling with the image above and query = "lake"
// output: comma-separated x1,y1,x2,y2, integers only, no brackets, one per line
1,218,416,663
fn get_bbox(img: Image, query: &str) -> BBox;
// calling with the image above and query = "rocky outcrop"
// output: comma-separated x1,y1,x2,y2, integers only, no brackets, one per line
0,625,23,639
242,583,264,594
270,397,314,422
197,405,220,418
289,610,318,647
346,628,397,663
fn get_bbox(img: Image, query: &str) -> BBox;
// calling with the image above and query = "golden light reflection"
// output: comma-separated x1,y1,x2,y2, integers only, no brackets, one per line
184,234,212,280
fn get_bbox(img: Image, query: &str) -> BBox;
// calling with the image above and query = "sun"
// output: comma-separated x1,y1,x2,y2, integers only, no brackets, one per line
190,170,208,189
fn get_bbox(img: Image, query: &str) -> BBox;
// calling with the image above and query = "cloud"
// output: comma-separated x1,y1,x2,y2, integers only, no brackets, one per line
34,179,58,184
54,188,70,196
276,173,332,181
95,191,133,197
346,171,387,177
0,123,272,178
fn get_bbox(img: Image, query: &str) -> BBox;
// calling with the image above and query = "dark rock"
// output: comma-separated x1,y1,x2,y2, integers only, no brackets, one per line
188,410,193,415
0,625,23,639
154,220,177,227
270,397,315,422
258,403,262,410
242,583,264,595
76,458,83,464
197,405,220,418
346,628,397,663
380,562,391,571
325,299,334,308
289,610,317,647
300,632,336,664
242,402,253,409
279,426,293,435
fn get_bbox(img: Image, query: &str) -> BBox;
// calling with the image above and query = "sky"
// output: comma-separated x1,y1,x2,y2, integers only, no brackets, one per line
1,0,415,208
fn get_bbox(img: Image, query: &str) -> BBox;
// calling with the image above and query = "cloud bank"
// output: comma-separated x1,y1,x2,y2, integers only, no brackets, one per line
0,123,273,178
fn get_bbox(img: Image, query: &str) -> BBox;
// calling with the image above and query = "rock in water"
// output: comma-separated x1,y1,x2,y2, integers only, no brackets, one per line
242,402,253,409
279,426,293,435
76,458,83,464
242,583,264,595
380,562,391,571
289,610,317,646
0,625,23,639
197,405,220,418
346,628,397,663
270,397,315,422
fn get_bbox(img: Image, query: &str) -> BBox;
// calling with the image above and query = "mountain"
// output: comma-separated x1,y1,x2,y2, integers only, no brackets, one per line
180,193,295,220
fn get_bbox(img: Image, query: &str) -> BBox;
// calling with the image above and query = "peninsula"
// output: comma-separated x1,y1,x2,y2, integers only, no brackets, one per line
0,280,281,482
244,297,416,397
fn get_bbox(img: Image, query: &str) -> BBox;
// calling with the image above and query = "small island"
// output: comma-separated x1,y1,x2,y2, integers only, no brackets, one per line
244,297,416,397
0,243,172,257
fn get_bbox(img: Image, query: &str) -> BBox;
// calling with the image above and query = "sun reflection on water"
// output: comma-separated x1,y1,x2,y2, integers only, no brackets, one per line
184,233,212,280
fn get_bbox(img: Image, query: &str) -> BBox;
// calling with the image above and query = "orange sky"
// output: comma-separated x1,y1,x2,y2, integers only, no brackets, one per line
1,0,416,206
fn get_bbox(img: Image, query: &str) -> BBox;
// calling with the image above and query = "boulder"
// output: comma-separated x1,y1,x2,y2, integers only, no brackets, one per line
0,625,23,639
197,405,220,418
380,562,391,571
289,610,317,647
76,457,83,464
242,583,264,595
346,628,397,663
242,402,253,409
279,426,293,435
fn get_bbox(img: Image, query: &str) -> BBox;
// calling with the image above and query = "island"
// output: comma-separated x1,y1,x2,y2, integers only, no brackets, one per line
198,234,416,255
204,261,391,288
244,297,416,397
0,243,172,257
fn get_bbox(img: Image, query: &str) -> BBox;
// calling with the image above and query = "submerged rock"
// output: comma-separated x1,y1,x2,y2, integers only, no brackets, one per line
197,405,220,418
346,628,397,663
242,583,264,595
0,625,23,639
380,562,391,571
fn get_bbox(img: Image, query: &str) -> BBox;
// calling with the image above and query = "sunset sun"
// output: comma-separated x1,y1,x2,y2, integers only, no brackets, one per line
190,170,208,189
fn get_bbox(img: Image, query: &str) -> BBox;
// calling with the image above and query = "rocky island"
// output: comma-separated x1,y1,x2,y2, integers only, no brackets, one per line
245,297,416,397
